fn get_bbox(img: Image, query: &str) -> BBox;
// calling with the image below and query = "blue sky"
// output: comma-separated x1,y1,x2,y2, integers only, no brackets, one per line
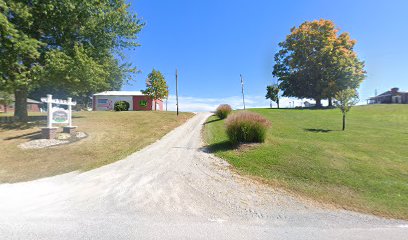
123,0,408,111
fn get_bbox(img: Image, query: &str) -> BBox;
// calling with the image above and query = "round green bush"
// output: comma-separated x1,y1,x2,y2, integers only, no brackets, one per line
225,111,271,144
215,104,232,119
114,101,130,111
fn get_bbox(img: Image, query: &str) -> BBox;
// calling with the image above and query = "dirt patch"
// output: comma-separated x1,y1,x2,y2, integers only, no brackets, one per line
18,132,88,149
235,143,262,153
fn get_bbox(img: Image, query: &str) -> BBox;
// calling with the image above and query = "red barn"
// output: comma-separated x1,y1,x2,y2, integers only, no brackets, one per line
93,91,163,111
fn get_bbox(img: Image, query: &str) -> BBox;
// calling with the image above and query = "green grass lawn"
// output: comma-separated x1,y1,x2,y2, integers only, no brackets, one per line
0,112,46,117
204,105,408,219
0,111,193,183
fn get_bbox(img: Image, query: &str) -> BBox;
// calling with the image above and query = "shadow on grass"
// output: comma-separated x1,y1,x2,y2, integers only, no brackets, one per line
203,117,222,125
4,131,42,140
0,115,83,130
203,140,235,153
0,121,43,130
258,107,336,111
304,128,333,133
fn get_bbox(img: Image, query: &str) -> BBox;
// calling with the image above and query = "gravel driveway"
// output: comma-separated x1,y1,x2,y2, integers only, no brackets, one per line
0,113,406,240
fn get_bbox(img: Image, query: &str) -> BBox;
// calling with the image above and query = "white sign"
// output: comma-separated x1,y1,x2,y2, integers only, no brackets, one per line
41,98,77,106
41,94,76,128
52,108,69,124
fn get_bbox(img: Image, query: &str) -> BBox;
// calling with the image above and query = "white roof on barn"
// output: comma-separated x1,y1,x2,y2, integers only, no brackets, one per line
93,91,145,96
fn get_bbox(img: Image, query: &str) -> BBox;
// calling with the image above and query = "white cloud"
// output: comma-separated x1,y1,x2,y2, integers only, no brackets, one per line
163,95,330,112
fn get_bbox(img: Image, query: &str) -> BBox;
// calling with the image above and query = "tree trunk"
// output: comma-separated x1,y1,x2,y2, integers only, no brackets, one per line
14,88,28,122
342,114,346,131
3,104,7,113
328,97,333,107
154,100,157,111
277,99,280,109
315,98,322,108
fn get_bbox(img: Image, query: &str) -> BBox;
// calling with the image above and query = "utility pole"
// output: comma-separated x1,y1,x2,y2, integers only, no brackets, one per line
240,74,246,110
176,69,179,116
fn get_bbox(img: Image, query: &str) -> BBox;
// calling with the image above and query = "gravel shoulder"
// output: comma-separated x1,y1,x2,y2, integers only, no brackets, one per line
0,112,406,240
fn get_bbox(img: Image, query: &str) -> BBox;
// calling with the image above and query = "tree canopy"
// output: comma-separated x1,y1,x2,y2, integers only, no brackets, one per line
265,84,280,108
334,88,359,130
0,0,143,120
272,19,366,107
142,69,169,110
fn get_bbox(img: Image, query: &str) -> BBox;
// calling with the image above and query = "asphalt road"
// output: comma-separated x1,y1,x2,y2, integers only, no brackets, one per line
0,112,406,240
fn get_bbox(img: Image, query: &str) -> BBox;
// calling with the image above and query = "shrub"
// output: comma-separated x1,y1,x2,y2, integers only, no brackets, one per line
215,104,232,119
225,111,271,144
114,101,130,111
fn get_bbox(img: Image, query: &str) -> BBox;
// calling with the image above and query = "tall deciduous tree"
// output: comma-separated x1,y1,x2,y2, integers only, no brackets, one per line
142,69,169,111
0,0,43,120
273,19,366,107
0,0,143,121
334,88,359,131
265,84,280,108
0,91,13,112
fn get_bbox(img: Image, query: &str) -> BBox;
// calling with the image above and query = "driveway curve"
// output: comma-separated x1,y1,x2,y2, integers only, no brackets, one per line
0,113,406,240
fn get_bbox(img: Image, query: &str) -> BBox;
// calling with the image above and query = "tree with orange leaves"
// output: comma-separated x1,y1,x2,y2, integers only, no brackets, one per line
273,20,366,107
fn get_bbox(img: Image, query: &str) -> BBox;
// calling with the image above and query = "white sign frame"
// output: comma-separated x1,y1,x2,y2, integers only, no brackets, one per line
41,94,76,128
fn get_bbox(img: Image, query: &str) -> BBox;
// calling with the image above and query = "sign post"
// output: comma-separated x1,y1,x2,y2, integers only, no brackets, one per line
46,94,53,128
40,94,77,139
63,97,77,134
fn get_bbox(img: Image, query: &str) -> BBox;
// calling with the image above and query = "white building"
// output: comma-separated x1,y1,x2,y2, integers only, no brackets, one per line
93,91,163,111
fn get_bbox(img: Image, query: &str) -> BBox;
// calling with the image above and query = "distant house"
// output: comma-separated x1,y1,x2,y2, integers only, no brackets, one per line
304,101,315,108
0,96,42,113
93,91,163,111
368,88,408,104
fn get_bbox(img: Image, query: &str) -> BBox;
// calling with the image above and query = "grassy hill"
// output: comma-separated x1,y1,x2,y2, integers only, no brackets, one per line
204,105,408,219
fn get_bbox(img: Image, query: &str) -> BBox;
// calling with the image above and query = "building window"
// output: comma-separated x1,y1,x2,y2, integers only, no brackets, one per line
97,99,108,104
139,100,147,107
